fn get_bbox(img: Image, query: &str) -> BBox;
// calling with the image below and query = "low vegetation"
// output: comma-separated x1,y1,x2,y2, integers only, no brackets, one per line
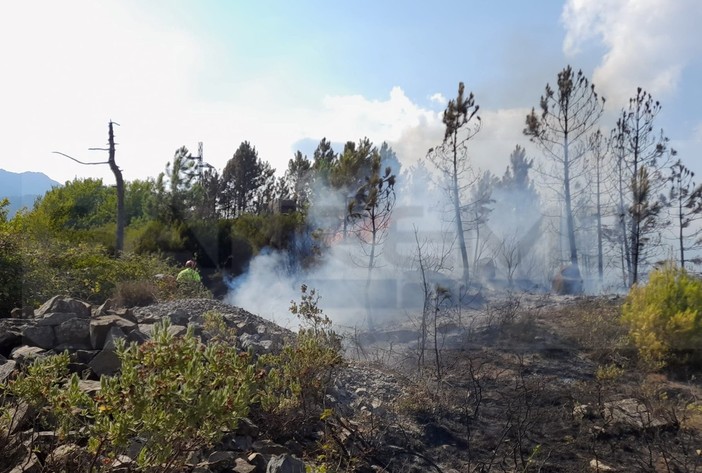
622,263,702,369
0,288,344,473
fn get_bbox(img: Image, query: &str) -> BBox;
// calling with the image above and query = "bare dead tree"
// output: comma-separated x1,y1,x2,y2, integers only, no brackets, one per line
525,66,605,273
53,121,124,255
428,82,481,284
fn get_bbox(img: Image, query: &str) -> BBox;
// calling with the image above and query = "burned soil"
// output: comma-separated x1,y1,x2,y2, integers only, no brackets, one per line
336,293,702,472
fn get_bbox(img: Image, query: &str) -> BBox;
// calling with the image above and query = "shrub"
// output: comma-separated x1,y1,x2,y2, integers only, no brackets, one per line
2,320,258,472
621,263,702,369
113,279,158,307
90,320,257,469
0,230,23,315
259,285,343,434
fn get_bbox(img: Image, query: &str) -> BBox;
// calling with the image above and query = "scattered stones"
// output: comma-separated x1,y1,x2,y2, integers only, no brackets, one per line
266,454,305,473
35,296,91,318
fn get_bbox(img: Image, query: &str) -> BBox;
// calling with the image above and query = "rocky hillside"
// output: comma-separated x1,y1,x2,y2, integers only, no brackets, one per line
2,294,702,472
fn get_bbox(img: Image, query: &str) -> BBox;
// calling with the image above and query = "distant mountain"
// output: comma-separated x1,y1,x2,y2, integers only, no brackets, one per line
0,169,61,216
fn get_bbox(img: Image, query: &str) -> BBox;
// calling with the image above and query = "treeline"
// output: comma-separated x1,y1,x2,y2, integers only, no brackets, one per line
2,64,701,315
0,136,404,314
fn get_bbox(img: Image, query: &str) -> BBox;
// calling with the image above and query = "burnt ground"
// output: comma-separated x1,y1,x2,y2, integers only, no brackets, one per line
331,293,702,472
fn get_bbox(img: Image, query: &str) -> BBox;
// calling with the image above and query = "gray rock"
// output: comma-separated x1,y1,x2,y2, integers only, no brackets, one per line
283,439,303,456
90,315,136,349
126,327,150,344
45,443,91,471
0,328,22,356
247,453,267,472
74,349,99,364
266,454,305,473
94,299,113,316
9,452,41,473
168,308,190,326
0,360,16,382
3,401,32,435
138,323,156,337
36,296,91,318
10,306,34,319
237,417,260,437
253,439,289,455
103,326,127,350
167,324,188,338
89,348,121,377
10,345,46,363
112,307,137,323
233,458,257,473
54,317,91,348
37,312,86,326
602,398,670,434
22,325,54,349
208,451,237,472
78,379,102,395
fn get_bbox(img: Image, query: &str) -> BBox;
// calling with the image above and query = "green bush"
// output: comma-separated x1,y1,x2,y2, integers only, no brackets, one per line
12,232,180,307
0,230,23,315
1,286,347,471
621,263,702,369
91,321,256,469
2,320,258,472
259,285,343,434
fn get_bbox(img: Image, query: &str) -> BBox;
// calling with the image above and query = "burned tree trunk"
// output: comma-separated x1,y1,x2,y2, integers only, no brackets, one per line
107,121,125,254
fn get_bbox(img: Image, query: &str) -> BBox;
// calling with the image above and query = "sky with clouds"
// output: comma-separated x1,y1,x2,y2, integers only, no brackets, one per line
2,0,701,186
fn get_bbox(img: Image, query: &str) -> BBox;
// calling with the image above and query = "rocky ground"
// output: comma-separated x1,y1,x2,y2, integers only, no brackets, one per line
2,293,702,472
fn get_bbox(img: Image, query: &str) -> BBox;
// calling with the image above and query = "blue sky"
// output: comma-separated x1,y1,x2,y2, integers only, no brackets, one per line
1,0,701,185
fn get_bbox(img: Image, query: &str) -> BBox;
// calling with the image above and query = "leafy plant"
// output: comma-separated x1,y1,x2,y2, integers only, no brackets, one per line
259,285,343,434
90,320,256,470
622,263,702,369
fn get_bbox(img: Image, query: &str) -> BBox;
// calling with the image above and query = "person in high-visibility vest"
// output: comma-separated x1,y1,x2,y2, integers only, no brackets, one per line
177,259,201,283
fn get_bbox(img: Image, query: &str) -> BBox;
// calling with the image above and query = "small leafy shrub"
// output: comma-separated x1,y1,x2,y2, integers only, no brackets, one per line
2,320,258,472
202,309,238,344
622,264,702,369
2,351,93,438
259,285,343,435
90,320,257,469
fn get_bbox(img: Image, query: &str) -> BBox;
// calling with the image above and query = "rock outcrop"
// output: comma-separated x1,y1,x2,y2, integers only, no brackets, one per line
0,296,304,473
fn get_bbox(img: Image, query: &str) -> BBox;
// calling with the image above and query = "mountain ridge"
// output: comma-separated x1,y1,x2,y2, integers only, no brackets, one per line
0,168,61,216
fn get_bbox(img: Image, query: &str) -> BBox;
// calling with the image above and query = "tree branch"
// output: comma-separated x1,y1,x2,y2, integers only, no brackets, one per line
52,151,108,165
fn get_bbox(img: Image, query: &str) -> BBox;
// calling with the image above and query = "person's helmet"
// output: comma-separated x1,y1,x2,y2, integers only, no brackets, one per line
186,260,196,269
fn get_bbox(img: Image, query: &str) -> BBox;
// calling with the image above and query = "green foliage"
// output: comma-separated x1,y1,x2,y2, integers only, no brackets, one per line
0,286,350,471
3,321,257,472
132,219,185,255
9,231,178,308
0,197,9,223
621,263,702,368
3,352,93,438
202,310,238,344
91,320,256,469
29,178,116,233
259,286,343,434
0,229,23,315
222,141,276,217
232,212,305,253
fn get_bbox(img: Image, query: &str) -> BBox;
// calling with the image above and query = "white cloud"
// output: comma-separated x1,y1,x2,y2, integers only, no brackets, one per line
0,1,201,183
429,92,446,105
0,2,531,190
562,0,702,105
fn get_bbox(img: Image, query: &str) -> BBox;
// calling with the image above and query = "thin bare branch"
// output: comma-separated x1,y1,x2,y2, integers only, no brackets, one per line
52,151,108,165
